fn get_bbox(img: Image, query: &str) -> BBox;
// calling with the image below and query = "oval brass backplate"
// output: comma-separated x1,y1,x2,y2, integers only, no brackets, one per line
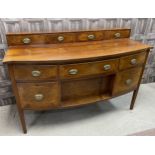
34,94,44,101
32,70,41,77
88,34,95,40
68,69,78,75
57,36,64,42
125,79,132,85
23,38,31,44
114,33,121,38
103,64,111,71
130,58,137,65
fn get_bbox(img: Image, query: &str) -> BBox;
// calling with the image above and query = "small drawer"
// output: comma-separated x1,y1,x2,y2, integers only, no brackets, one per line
77,31,104,42
119,51,147,70
105,29,130,39
13,65,57,81
60,59,119,79
46,33,76,44
7,35,46,46
113,67,143,95
17,82,59,109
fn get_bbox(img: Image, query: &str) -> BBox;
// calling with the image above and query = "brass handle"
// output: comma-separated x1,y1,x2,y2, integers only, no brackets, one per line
88,34,95,40
125,79,132,85
32,70,41,77
34,94,44,101
114,33,121,38
130,58,137,65
68,69,78,75
23,38,31,44
57,36,64,42
103,64,111,71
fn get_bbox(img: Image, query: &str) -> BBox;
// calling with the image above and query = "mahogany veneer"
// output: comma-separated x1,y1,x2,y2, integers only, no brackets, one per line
3,28,152,133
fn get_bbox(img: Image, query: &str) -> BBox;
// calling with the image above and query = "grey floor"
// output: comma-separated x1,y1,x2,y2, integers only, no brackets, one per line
0,83,155,136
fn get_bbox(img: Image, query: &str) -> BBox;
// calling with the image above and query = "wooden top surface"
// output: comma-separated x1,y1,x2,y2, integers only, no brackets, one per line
3,38,152,64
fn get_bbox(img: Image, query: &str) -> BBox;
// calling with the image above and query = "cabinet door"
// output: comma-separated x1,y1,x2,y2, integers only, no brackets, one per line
17,82,59,109
112,67,143,95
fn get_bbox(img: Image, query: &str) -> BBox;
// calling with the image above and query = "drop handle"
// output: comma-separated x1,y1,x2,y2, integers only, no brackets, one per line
88,34,95,40
103,64,111,71
32,70,41,77
34,94,44,101
23,38,31,44
57,36,64,42
130,58,137,65
125,79,132,85
68,69,78,75
114,33,121,38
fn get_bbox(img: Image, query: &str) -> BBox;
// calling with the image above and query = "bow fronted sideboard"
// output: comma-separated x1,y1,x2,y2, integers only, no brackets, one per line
3,28,153,133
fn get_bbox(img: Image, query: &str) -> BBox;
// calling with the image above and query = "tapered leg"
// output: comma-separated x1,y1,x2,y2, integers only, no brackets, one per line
130,88,139,110
17,108,27,134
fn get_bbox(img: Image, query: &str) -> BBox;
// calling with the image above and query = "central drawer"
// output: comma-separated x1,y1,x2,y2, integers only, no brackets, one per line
59,59,119,79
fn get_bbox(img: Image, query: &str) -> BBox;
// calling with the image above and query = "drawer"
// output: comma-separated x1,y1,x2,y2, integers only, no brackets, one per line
46,33,76,44
60,59,119,79
112,67,143,95
13,65,57,81
17,82,59,109
119,51,147,70
77,31,104,42
105,29,130,39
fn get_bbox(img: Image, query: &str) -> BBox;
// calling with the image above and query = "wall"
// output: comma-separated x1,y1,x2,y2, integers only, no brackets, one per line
0,18,155,106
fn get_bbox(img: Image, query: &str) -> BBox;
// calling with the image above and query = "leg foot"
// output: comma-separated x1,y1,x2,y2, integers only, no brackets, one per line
130,89,138,110
18,109,27,134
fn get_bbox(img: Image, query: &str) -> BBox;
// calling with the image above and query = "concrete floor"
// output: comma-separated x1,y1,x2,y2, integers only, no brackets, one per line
0,83,155,136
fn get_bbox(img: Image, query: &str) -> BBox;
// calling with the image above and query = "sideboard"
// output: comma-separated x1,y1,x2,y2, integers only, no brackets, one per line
3,28,153,133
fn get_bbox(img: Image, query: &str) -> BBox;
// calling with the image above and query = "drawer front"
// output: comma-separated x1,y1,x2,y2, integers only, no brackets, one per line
105,29,130,39
119,51,147,70
13,65,57,81
17,82,59,109
60,59,119,79
112,67,143,95
77,31,104,42
46,33,76,44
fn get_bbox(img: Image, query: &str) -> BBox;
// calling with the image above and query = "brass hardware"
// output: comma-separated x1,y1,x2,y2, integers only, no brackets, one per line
114,33,121,38
125,79,132,85
68,69,78,75
88,34,95,40
34,94,44,101
130,58,137,65
32,70,41,77
103,64,111,71
23,38,31,44
57,36,64,42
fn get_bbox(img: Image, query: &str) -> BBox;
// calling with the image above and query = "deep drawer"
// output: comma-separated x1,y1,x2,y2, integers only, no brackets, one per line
112,67,143,95
17,82,59,109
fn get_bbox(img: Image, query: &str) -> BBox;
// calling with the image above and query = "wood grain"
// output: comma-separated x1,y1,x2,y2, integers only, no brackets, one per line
3,39,152,64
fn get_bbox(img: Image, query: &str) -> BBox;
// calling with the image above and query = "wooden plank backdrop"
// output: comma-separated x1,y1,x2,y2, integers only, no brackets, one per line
0,18,155,106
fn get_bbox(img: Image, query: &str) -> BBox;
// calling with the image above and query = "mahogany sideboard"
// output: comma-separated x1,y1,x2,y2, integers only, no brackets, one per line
3,28,153,133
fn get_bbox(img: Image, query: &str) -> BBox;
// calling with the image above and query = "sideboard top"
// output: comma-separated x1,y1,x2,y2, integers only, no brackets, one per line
3,38,153,64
